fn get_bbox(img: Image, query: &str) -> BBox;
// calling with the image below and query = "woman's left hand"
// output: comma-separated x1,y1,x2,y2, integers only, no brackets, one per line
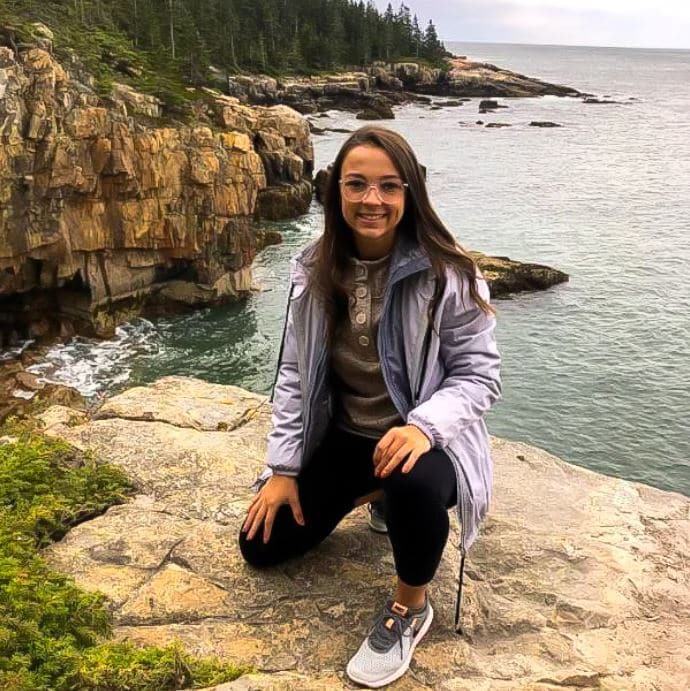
373,424,432,478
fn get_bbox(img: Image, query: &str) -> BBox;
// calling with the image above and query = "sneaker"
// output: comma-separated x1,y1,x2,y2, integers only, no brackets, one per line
367,500,388,534
346,598,433,688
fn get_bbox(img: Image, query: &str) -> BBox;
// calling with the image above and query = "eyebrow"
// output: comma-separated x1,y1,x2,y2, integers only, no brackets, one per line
342,173,403,180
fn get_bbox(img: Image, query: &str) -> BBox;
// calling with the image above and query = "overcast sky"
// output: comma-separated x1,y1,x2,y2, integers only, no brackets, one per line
374,1,690,50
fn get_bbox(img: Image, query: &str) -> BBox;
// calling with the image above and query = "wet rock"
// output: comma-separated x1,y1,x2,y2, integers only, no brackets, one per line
37,376,690,689
15,371,44,391
471,251,569,296
479,99,509,114
355,105,394,120
583,97,622,104
479,99,500,110
485,122,512,128
530,121,563,127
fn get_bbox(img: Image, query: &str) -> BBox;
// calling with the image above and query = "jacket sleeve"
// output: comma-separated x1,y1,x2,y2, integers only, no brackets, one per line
406,272,501,448
264,282,304,478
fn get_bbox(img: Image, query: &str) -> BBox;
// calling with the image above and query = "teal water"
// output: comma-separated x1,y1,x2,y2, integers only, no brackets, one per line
24,44,690,497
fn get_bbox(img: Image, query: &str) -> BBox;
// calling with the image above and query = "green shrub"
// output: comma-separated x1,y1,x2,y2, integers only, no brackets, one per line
0,432,247,690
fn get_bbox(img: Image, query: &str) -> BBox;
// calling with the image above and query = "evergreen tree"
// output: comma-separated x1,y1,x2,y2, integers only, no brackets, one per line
1,0,449,80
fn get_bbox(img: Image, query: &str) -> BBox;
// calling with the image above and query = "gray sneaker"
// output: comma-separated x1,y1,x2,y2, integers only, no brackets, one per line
346,599,433,688
367,501,388,534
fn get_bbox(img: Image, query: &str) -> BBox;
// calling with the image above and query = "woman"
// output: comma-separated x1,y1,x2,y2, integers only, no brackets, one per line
239,126,501,688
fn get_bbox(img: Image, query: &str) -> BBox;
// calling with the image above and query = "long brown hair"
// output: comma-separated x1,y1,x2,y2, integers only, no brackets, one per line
310,126,495,343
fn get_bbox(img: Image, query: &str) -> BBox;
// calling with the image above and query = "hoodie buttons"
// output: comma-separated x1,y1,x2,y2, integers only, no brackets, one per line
359,335,370,347
355,312,367,325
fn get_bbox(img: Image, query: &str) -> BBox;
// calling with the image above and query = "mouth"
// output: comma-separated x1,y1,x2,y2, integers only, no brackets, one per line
357,212,387,221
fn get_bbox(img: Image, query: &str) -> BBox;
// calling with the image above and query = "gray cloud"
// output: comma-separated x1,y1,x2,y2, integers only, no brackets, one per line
373,1,690,49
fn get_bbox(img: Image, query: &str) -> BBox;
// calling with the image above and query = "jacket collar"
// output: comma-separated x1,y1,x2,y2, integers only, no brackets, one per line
292,232,431,283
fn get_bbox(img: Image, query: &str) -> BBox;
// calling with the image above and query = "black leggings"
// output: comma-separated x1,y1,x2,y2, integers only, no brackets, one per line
239,425,457,586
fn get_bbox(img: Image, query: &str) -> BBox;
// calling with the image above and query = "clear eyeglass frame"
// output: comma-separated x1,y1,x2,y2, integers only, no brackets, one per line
339,178,409,203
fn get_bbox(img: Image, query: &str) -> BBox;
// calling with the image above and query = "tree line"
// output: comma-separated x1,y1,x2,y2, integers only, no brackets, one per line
2,0,447,80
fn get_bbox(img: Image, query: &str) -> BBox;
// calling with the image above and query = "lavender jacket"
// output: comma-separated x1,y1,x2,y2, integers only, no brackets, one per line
255,234,501,553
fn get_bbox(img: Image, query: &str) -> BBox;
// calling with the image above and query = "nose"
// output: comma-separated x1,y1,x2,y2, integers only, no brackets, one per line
361,184,384,203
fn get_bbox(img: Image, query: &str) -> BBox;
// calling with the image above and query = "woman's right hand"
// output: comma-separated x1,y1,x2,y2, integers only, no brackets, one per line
241,475,305,543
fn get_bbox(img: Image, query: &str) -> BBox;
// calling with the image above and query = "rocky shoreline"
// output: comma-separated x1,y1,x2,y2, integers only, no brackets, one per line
0,31,573,418
33,376,690,689
226,57,582,120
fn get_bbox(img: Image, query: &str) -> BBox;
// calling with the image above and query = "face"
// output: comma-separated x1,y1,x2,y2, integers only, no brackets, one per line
339,145,406,258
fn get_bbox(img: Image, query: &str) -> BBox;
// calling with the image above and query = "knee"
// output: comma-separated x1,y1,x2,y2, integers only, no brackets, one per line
381,465,446,507
238,528,277,569
382,467,435,502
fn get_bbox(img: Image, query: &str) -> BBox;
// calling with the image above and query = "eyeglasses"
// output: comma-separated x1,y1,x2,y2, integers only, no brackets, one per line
339,178,409,203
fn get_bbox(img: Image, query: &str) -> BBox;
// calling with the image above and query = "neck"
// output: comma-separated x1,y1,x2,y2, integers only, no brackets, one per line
354,234,395,261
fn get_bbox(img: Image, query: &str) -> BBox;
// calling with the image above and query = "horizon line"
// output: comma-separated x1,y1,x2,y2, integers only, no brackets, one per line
442,39,690,52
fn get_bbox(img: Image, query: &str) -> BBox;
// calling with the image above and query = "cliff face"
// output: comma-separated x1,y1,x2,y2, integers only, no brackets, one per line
0,42,313,343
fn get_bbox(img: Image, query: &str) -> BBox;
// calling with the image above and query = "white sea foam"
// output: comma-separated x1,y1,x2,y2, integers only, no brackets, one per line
0,339,35,362
25,319,161,399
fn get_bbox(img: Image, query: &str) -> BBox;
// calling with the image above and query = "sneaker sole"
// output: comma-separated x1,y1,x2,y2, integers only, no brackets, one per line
345,604,434,689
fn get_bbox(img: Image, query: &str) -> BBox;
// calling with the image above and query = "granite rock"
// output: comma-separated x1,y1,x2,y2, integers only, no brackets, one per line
0,45,313,342
37,376,690,690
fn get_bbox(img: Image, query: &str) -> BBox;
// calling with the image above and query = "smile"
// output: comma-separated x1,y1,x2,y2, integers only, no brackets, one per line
357,213,387,220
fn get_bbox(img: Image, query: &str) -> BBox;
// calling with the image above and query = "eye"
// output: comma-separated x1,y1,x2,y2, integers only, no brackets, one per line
344,180,367,193
380,182,402,194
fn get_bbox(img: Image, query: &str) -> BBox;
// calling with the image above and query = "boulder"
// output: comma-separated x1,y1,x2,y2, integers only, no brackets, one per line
471,252,569,296
356,105,394,120
479,99,500,110
530,121,563,128
37,376,690,689
479,99,509,114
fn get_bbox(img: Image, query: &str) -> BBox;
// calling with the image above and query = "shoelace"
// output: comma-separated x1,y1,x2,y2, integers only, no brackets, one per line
369,604,415,660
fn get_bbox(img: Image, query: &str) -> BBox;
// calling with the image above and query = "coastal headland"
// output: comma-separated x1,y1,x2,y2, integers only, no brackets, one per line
33,375,690,690
0,27,574,340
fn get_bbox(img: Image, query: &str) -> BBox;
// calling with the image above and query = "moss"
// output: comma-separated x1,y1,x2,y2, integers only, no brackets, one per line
0,428,248,690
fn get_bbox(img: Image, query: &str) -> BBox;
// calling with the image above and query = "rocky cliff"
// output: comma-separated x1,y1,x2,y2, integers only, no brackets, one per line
37,377,690,690
0,35,313,345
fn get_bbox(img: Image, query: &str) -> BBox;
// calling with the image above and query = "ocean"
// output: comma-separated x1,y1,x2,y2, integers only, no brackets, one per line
23,43,690,497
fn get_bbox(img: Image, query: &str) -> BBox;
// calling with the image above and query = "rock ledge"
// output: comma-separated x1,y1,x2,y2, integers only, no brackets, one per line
38,376,690,690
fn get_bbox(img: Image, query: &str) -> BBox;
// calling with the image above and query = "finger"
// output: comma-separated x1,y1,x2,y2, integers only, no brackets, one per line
246,503,267,541
379,445,412,478
375,433,403,466
375,437,406,474
289,494,305,526
401,448,424,474
373,430,395,465
242,500,261,533
263,505,277,544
